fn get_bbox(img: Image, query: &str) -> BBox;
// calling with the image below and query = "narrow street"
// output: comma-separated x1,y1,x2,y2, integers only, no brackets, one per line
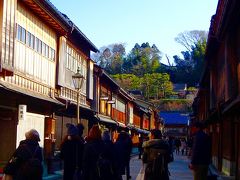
45,153,193,180
123,153,193,180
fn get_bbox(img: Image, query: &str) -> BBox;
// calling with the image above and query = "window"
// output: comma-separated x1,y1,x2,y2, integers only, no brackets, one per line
17,25,21,41
35,38,39,51
38,40,42,54
46,45,49,58
26,32,31,47
16,24,55,60
21,27,26,43
42,42,46,56
30,34,35,49
51,49,55,61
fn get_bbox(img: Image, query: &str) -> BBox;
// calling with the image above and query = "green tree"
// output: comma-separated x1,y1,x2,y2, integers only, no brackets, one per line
123,43,162,76
173,30,208,86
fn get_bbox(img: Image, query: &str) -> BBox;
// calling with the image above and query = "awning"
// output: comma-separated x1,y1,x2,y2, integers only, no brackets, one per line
117,122,126,128
98,115,117,125
0,81,64,106
127,124,150,134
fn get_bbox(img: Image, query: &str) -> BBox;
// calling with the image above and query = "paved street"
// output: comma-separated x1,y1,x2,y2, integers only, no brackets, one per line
40,153,193,180
123,153,193,180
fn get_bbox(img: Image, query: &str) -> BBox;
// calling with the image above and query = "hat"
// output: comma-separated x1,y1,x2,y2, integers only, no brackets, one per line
25,129,40,142
66,123,78,136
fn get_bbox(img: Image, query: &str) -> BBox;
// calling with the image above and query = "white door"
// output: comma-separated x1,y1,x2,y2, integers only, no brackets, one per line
16,112,45,147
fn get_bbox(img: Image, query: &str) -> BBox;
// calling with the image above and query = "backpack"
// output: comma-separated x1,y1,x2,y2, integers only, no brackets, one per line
17,146,43,180
152,153,167,178
96,153,114,179
145,150,169,180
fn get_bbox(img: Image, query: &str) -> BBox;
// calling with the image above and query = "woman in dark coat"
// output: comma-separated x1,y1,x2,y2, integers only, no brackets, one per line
3,129,43,180
114,131,132,180
60,123,84,180
82,125,104,180
101,130,116,180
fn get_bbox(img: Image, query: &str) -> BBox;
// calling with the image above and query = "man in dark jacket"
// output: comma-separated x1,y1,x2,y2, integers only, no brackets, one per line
142,129,171,180
189,121,211,180
60,123,84,180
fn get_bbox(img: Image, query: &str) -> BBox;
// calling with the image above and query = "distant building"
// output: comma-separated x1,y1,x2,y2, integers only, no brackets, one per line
160,111,189,138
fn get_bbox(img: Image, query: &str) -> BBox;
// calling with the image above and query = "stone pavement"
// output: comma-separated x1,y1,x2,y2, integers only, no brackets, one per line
124,153,193,180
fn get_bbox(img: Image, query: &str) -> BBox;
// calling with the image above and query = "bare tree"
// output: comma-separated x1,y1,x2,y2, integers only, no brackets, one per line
175,30,208,51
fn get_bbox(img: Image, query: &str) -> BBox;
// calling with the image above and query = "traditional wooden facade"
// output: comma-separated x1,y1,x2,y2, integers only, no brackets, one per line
54,16,98,149
0,0,70,165
0,0,99,174
192,0,240,178
0,0,159,175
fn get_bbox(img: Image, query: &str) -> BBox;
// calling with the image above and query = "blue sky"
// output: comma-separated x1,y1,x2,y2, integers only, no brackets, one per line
50,0,218,64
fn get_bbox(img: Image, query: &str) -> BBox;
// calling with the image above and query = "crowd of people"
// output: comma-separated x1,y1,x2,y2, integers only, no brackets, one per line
2,121,211,180
60,124,133,180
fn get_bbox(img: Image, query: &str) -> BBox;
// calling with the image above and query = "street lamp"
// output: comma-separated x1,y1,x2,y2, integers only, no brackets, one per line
72,67,84,124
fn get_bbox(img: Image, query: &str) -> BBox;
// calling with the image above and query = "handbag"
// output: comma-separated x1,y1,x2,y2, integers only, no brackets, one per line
2,174,13,180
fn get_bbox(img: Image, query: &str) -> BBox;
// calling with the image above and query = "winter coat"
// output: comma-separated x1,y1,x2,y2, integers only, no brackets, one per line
142,139,170,180
3,139,43,180
114,135,132,177
82,139,104,180
60,137,84,180
191,130,211,165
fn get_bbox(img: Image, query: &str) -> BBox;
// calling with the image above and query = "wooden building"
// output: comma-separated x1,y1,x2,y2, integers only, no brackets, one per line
192,0,240,178
160,112,189,138
0,0,159,175
0,0,69,165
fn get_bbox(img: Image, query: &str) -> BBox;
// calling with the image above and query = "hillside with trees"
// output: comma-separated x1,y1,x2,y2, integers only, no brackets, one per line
91,30,207,110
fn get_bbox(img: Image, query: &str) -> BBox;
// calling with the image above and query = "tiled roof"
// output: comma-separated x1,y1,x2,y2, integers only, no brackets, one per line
160,112,189,125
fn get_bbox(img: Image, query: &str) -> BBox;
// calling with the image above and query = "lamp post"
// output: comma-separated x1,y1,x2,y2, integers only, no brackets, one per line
72,67,84,124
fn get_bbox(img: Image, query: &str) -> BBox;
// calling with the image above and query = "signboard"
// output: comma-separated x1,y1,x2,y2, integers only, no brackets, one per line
18,105,27,121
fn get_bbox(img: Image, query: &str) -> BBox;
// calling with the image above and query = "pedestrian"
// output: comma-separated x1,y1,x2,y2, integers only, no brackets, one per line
180,139,187,155
100,129,116,180
186,137,193,157
3,129,43,180
60,123,84,180
138,136,143,159
189,121,211,180
82,124,104,180
114,131,132,180
125,131,133,180
142,129,171,180
168,136,174,162
174,138,181,155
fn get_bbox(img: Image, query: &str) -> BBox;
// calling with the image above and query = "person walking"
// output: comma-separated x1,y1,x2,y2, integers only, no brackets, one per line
174,138,181,155
114,131,132,180
142,129,171,180
125,131,133,180
189,121,211,180
60,123,84,180
100,129,116,180
138,136,143,159
82,124,104,180
180,139,187,156
3,129,43,180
